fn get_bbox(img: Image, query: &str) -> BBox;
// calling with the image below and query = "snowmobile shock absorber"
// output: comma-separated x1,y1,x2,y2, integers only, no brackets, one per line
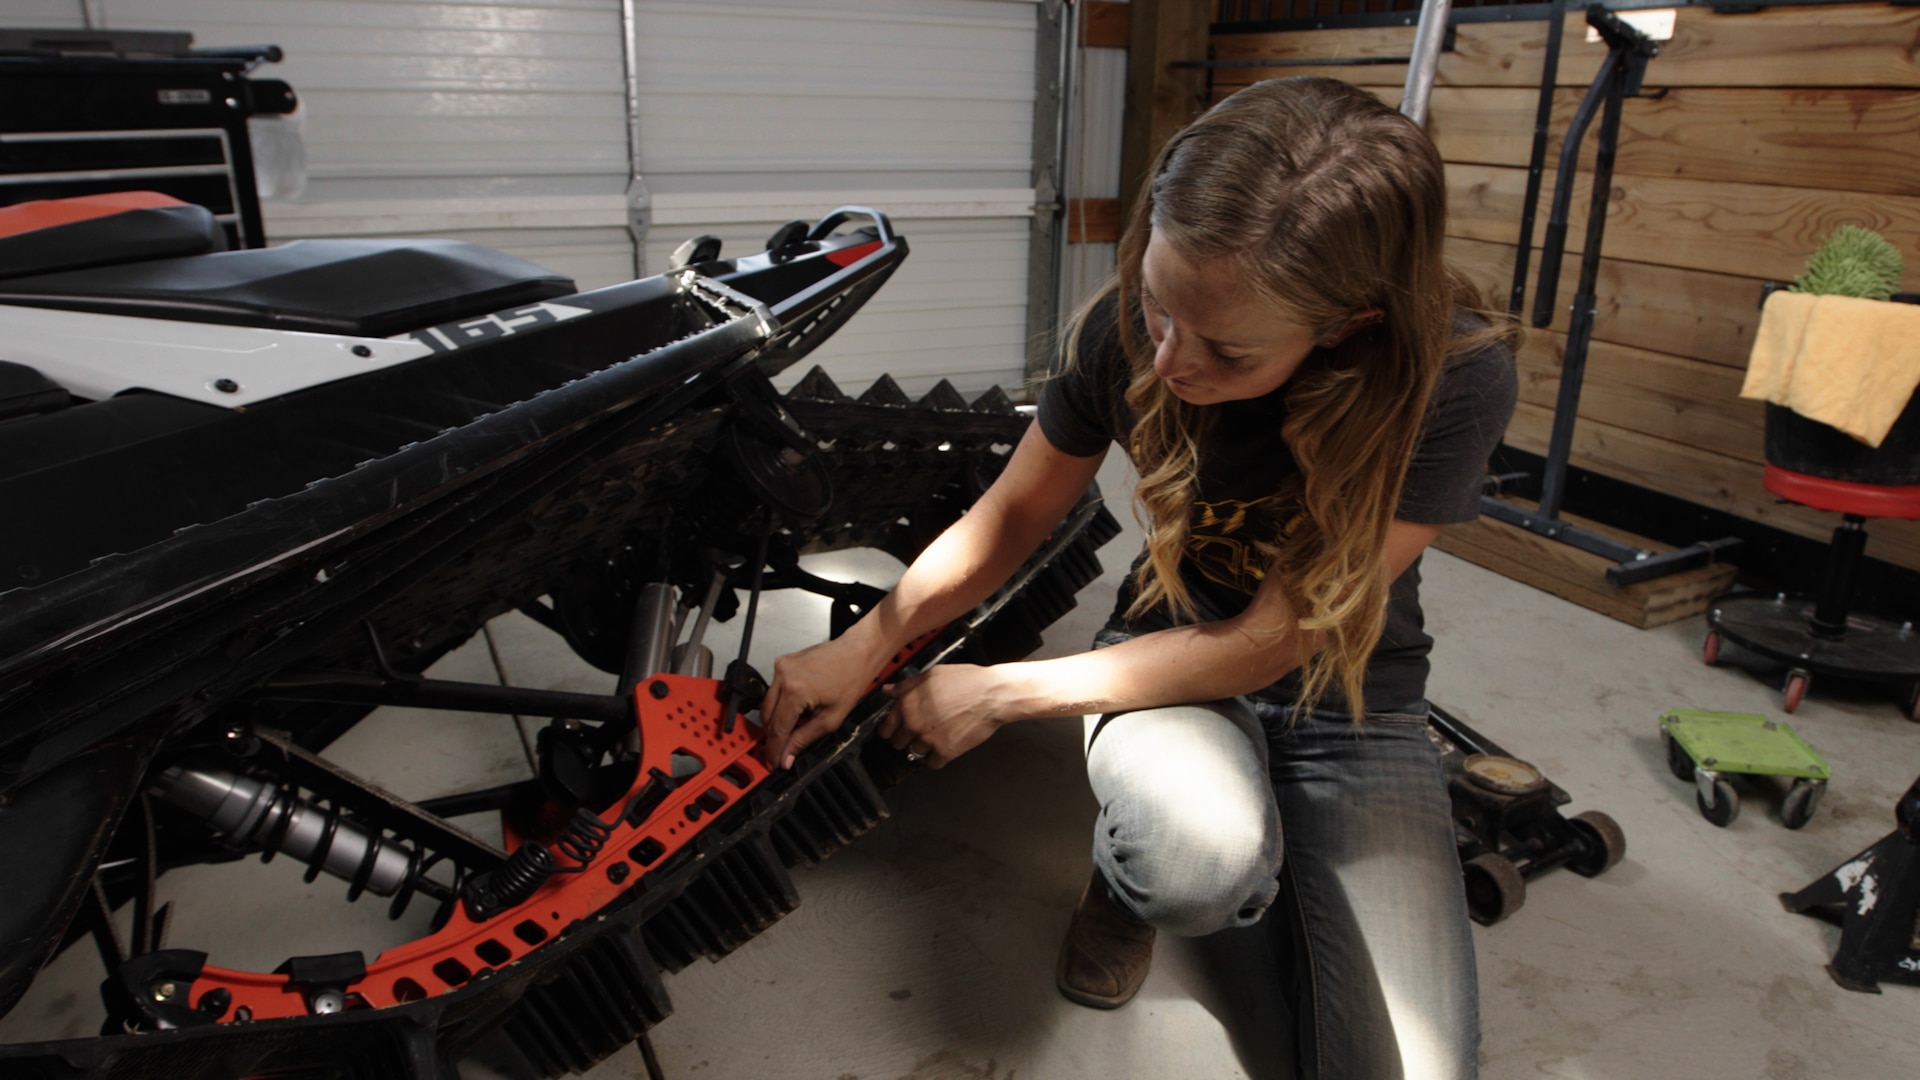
151,765,418,900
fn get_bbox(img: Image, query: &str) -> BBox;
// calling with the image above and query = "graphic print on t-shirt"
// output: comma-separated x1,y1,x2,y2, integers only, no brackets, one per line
1186,494,1306,595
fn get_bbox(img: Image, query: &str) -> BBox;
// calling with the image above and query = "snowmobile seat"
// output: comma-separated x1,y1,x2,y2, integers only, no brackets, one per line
0,361,69,421
0,238,578,337
0,192,227,279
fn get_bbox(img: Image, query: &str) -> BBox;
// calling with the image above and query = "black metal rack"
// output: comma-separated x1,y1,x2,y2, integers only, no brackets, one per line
1477,5,1743,585
1,29,295,249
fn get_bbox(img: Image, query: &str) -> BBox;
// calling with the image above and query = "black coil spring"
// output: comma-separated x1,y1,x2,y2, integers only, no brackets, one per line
251,780,462,923
554,809,613,870
467,842,559,920
464,808,613,921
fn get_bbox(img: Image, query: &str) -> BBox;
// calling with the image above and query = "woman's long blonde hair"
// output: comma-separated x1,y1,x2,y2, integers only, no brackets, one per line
1065,77,1504,716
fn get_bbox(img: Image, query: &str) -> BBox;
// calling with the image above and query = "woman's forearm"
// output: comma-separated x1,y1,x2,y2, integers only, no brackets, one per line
840,489,1060,669
869,612,1312,768
986,618,1307,722
835,424,1107,677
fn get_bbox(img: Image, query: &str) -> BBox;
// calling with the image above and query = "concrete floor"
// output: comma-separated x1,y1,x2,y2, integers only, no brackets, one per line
5,448,1920,1078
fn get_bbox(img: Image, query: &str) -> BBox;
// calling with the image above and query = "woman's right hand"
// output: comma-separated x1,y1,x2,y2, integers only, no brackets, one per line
759,634,880,770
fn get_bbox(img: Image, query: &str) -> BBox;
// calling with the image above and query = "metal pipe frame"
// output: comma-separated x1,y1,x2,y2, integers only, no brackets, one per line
1399,0,1454,128
255,670,631,726
1534,51,1627,521
1509,0,1569,315
1479,6,1741,587
1025,0,1076,389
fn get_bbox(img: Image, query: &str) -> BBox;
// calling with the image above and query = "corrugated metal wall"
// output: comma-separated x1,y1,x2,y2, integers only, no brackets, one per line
4,0,641,289
172,0,634,290
1063,8,1125,319
630,0,1043,399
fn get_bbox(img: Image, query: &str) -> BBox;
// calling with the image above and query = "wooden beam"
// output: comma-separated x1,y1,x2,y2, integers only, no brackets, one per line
1590,88,1920,199
1504,401,1920,572
1445,162,1920,293
1210,4,1920,91
1433,500,1738,630
1449,237,1766,371
1066,198,1123,243
1326,86,1920,198
1512,330,1765,465
1083,1,1132,50
1121,0,1210,220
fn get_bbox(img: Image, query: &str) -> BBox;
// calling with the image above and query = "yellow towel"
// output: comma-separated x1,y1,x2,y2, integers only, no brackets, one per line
1741,290,1920,448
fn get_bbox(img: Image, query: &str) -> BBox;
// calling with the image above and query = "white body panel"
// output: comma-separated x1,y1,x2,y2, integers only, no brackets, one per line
0,303,434,408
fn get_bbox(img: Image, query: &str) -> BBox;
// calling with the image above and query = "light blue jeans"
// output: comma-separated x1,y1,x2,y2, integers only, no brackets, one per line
1084,693,1479,1079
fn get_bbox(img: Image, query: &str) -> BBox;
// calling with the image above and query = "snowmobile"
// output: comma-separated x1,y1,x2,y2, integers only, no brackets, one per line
0,49,1117,1077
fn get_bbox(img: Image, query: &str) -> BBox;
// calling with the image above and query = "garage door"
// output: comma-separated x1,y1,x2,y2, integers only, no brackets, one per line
630,0,1052,399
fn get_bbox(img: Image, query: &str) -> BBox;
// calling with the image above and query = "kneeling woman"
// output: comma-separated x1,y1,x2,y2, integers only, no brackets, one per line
761,76,1517,1079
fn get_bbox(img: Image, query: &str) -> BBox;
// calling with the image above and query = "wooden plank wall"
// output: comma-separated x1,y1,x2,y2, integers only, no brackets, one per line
1209,4,1920,573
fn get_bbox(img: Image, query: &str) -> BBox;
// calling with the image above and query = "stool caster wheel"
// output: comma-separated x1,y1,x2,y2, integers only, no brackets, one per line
1702,630,1722,666
1783,669,1810,714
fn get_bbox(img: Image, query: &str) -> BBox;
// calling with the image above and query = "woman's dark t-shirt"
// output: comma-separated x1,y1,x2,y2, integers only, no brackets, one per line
1035,295,1518,714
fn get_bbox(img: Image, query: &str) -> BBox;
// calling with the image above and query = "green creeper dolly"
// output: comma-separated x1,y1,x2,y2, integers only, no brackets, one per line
1659,709,1832,829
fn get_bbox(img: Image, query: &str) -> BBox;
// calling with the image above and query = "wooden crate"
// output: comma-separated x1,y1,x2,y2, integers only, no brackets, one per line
1435,501,1738,629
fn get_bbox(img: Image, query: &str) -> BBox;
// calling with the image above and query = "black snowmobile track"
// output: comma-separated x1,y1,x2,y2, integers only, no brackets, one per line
0,388,1117,1077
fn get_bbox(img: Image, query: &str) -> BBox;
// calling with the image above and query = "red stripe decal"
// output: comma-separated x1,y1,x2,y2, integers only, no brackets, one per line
824,240,883,268
0,191,189,240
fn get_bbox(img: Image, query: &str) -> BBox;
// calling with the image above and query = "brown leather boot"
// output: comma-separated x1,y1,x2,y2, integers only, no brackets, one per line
1056,871,1156,1009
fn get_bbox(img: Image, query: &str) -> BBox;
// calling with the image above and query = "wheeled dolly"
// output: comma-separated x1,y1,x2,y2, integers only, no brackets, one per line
1659,709,1831,828
1428,705,1627,926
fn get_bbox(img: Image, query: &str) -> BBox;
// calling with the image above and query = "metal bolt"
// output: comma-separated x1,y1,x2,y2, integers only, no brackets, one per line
351,344,373,358
234,1005,253,1022
213,378,240,394
606,861,631,885
198,987,232,1019
310,990,345,1014
152,981,179,1003
649,680,670,700
562,718,582,732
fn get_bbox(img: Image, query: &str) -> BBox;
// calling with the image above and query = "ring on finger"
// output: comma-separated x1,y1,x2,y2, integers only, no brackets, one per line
904,744,929,764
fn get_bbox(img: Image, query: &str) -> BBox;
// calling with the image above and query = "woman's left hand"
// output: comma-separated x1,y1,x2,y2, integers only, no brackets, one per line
878,664,1011,769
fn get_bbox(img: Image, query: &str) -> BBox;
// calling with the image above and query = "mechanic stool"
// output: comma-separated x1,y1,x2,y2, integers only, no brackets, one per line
1704,464,1920,716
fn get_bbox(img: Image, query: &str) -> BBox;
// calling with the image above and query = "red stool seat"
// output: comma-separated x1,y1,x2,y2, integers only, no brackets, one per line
1763,464,1920,520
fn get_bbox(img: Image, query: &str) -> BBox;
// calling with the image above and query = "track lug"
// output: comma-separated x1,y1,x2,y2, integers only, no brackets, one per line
916,379,969,412
857,373,910,406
